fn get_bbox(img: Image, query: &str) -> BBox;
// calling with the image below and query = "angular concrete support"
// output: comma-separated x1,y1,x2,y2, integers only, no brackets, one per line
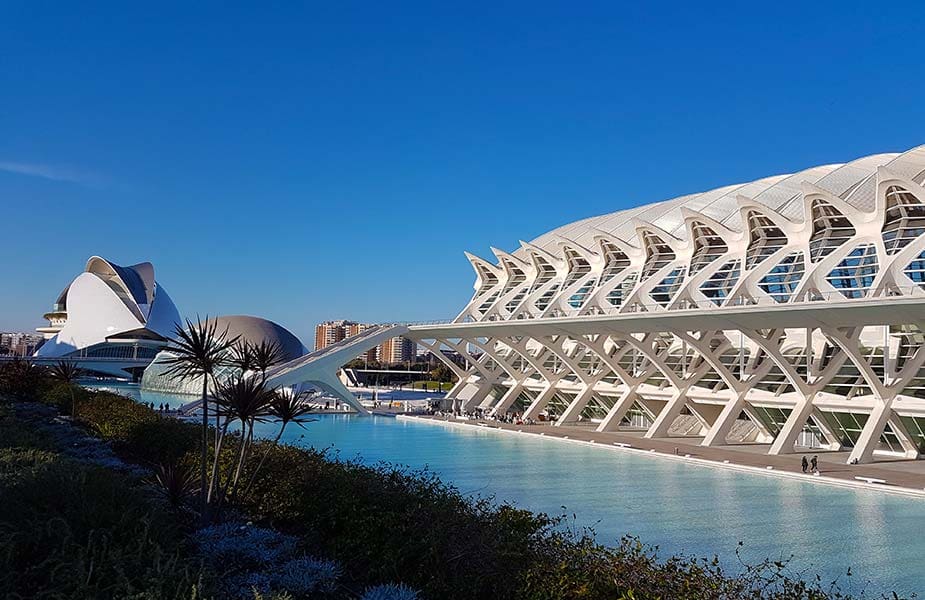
444,377,471,400
888,414,921,460
768,393,816,455
523,384,558,421
741,405,775,443
596,388,638,432
555,385,595,426
313,373,369,414
847,398,894,464
701,392,747,447
644,387,689,439
810,408,842,451
490,381,525,416
688,402,724,430
461,381,495,412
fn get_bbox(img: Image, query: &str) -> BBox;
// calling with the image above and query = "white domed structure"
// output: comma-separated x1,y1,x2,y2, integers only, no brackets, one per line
202,315,307,362
35,256,181,377
141,315,307,395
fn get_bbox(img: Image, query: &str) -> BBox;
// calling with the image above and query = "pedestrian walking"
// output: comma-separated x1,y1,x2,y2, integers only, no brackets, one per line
801,455,808,473
811,455,818,473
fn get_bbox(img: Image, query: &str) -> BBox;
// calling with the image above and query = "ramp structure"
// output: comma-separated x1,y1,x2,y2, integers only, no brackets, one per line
263,324,409,413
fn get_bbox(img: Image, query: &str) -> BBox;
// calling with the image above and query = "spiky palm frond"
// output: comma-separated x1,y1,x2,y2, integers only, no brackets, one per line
269,390,318,429
159,316,239,382
151,462,197,508
229,340,256,374
253,339,286,375
213,375,276,424
49,360,82,384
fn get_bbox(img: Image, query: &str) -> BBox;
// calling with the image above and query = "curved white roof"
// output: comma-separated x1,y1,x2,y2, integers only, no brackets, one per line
524,148,925,252
36,256,181,359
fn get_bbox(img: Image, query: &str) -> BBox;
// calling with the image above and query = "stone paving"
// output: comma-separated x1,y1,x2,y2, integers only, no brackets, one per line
410,415,925,495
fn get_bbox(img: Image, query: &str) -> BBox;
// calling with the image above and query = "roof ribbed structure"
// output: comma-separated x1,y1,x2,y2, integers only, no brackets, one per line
526,152,910,252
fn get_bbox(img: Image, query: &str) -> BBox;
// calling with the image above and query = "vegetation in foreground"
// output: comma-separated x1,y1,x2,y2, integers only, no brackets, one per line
0,356,911,600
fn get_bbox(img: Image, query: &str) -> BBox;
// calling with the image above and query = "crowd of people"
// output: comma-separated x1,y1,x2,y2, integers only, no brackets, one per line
430,406,542,426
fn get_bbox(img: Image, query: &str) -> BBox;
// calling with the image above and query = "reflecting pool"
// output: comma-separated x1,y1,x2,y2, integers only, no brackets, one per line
100,383,925,596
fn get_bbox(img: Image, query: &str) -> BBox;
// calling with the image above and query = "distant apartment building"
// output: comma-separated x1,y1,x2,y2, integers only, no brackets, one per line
315,320,417,365
315,320,351,351
0,332,45,356
315,319,378,362
377,335,416,364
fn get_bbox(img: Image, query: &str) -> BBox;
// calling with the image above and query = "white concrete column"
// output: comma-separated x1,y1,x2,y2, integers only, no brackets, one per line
444,377,470,400
523,385,558,421
644,386,690,439
810,408,842,451
888,414,921,460
768,393,816,455
847,398,895,464
490,381,525,416
701,392,747,447
315,373,369,415
741,406,775,443
555,385,595,426
461,381,495,412
596,387,638,432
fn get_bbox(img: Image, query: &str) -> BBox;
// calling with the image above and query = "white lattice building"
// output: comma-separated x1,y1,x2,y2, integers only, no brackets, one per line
407,146,925,464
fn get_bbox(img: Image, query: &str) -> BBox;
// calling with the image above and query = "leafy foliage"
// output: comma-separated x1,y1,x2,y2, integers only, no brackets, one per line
48,360,83,416
360,583,420,600
0,359,50,401
195,523,341,599
0,436,206,598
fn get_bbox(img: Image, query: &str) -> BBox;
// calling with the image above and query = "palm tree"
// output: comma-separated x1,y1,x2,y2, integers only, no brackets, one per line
252,339,286,380
243,389,317,498
158,317,238,518
212,374,276,504
49,360,83,417
229,340,255,374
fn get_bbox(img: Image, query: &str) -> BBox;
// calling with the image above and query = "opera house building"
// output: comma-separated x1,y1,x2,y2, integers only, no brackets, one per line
406,146,925,464
35,256,181,378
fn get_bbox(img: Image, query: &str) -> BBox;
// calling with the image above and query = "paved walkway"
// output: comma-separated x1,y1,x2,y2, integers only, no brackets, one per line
407,416,925,497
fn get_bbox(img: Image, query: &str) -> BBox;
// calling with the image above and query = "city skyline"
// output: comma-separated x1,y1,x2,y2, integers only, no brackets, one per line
3,3,925,345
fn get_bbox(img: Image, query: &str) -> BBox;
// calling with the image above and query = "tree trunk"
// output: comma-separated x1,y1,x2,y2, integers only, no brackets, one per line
229,419,251,500
207,418,231,504
200,375,209,523
242,422,286,498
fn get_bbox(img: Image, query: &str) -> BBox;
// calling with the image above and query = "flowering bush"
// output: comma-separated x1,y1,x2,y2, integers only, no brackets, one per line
196,522,299,568
196,522,341,598
360,583,420,600
268,556,341,596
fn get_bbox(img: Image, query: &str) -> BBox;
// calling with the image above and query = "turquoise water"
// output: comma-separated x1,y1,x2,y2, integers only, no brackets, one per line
101,383,924,596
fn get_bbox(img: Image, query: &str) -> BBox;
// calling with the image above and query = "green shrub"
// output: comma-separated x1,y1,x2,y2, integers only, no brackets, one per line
0,359,50,402
0,447,208,598
0,406,55,451
40,381,92,414
124,417,200,465
240,446,552,599
77,390,158,440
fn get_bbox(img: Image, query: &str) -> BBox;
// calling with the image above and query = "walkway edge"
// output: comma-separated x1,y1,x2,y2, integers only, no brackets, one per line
397,416,925,500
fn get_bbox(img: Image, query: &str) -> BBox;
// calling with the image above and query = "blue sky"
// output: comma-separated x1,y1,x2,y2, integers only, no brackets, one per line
2,2,924,343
